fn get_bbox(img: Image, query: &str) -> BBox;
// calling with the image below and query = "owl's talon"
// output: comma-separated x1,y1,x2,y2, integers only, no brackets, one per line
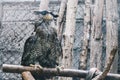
56,66,64,73
30,64,43,71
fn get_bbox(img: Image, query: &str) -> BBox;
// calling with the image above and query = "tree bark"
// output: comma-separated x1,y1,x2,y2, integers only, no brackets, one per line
0,2,2,28
92,47,117,80
79,0,91,80
90,0,104,70
61,0,78,80
22,71,35,80
79,0,91,70
2,64,120,80
57,2,67,80
39,0,49,11
57,0,67,41
106,0,118,73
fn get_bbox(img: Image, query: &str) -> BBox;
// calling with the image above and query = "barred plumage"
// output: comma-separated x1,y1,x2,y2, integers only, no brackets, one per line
21,11,62,80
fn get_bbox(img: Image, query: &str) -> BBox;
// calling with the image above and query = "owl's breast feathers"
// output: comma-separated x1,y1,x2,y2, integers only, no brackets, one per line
21,25,62,67
21,11,62,80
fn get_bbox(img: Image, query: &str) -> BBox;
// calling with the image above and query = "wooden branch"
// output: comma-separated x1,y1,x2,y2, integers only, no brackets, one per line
62,0,78,80
2,64,120,80
22,71,35,80
39,0,49,11
2,64,87,78
92,47,117,80
57,0,67,41
90,0,104,70
80,0,91,70
106,0,118,73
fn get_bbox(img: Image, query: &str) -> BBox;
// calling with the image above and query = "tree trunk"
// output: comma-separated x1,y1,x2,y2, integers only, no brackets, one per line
79,0,91,80
57,1,67,79
39,0,49,11
92,47,117,80
79,0,91,70
61,0,78,80
90,0,104,70
0,2,2,28
57,0,67,41
106,0,118,73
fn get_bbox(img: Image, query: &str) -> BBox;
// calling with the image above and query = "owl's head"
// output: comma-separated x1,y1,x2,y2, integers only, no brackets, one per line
34,10,58,21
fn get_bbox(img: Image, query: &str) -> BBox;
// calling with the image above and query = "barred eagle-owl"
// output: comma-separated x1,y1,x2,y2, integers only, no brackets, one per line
21,10,62,80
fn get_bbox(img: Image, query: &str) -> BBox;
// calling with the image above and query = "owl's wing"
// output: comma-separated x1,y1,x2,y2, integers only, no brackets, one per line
51,30,63,66
21,36,37,66
56,38,63,57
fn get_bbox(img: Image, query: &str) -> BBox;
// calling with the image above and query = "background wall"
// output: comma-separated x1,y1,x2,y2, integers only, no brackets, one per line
0,0,120,80
0,1,84,80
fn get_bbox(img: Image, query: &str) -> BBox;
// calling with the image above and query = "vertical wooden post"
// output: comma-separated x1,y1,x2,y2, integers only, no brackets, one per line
79,0,91,80
0,1,2,28
80,0,91,70
61,0,78,80
90,0,104,70
39,0,49,11
57,0,67,41
106,0,118,73
57,1,67,80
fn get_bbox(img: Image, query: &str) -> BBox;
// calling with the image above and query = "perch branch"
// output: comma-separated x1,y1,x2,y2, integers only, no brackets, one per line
2,64,87,78
92,47,117,80
22,71,35,80
2,64,120,80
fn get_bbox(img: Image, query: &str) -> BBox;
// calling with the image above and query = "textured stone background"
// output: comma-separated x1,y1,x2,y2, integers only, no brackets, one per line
0,0,120,80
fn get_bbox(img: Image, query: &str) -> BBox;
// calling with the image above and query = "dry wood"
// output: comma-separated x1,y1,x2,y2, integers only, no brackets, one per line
0,2,2,27
79,0,91,70
57,1,67,80
79,1,91,80
90,0,104,70
91,0,119,79
2,64,87,78
2,64,120,80
57,0,67,41
62,0,78,80
22,71,35,80
106,0,119,73
39,0,49,11
92,47,117,80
